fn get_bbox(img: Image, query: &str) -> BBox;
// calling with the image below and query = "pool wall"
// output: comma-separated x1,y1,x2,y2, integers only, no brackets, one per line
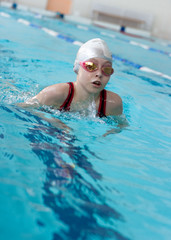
1,0,171,40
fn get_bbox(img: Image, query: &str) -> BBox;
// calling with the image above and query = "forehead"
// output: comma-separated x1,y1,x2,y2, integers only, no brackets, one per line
87,58,112,65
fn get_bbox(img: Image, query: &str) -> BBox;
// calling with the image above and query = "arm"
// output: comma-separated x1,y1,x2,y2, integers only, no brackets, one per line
106,90,123,116
18,104,72,132
103,91,129,136
18,82,69,108
17,83,71,131
31,83,69,107
103,114,129,137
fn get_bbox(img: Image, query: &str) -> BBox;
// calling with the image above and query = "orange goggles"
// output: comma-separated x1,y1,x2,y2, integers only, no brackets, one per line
80,61,114,76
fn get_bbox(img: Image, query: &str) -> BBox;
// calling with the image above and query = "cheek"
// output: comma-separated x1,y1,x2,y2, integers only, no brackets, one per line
103,75,110,81
103,77,110,85
78,69,92,80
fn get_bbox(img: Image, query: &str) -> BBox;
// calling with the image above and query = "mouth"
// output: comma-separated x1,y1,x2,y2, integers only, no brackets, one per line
92,81,101,87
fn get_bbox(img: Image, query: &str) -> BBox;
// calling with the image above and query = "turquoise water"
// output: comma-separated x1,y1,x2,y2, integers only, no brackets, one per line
0,6,171,240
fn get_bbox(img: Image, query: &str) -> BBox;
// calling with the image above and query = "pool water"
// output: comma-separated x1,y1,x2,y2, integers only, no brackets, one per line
0,6,171,240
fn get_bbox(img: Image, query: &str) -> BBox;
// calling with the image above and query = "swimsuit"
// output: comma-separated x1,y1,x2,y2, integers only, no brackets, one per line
59,82,107,117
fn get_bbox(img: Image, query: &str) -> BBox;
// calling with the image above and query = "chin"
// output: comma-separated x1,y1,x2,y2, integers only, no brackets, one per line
88,86,103,94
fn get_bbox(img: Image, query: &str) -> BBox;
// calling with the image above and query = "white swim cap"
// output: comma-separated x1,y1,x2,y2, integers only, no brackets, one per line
73,38,113,74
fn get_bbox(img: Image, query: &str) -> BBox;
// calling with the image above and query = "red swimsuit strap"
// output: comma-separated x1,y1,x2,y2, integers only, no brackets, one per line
60,83,106,117
97,89,107,118
59,82,74,111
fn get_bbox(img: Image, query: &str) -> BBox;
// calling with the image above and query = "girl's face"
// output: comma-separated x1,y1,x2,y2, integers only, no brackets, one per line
77,58,113,94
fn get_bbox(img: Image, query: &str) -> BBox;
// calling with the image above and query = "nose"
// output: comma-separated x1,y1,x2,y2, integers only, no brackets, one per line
95,68,102,78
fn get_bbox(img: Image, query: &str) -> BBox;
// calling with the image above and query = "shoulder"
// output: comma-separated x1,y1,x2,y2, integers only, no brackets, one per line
35,82,70,106
105,90,123,116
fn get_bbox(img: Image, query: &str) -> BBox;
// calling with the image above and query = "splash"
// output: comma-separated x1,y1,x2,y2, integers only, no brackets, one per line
0,77,39,104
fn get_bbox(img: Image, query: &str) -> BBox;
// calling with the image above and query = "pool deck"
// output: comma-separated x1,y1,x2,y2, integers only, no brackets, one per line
66,15,151,38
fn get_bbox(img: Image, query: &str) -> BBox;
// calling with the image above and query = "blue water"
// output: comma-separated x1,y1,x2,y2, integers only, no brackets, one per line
0,6,171,240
